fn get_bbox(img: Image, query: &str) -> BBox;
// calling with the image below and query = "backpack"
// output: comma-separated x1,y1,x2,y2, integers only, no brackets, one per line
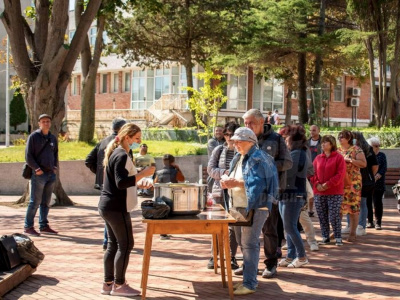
269,115,275,125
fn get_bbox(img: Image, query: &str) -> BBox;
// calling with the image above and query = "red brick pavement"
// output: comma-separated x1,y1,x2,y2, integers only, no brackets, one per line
0,195,399,300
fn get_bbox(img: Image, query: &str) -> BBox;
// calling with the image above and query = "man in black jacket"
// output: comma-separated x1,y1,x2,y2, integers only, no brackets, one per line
24,114,59,237
241,109,292,279
85,117,127,249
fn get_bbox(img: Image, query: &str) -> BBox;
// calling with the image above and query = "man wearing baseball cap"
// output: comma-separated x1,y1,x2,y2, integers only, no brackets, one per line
24,113,59,236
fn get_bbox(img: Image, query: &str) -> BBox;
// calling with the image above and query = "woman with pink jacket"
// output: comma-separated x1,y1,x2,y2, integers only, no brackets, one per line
312,135,346,246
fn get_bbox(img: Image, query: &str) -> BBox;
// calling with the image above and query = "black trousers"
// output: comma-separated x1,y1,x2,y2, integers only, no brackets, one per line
99,209,134,285
371,190,385,225
262,203,280,268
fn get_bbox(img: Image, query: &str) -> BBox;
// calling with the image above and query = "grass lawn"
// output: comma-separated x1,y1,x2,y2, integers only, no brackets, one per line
0,140,207,163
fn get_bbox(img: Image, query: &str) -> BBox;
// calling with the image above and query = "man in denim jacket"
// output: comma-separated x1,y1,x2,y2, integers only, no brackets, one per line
243,109,293,279
221,127,278,295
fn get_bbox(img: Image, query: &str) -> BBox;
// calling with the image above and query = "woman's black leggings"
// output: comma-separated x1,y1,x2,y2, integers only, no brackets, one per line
371,190,384,225
99,209,134,284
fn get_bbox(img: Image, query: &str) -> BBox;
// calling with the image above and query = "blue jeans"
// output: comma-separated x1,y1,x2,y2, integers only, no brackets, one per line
347,197,367,228
24,171,56,229
235,209,268,290
279,195,306,259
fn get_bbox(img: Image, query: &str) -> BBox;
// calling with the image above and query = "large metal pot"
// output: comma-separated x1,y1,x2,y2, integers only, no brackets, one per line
154,182,207,215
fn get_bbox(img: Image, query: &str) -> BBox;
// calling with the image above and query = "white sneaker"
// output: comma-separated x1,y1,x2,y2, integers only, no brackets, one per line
310,243,319,251
356,225,367,236
287,258,309,268
341,226,350,234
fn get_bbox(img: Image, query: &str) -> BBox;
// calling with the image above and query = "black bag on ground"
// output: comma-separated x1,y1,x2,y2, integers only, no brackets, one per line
12,233,45,268
0,235,21,271
141,200,170,219
229,207,254,227
22,163,33,179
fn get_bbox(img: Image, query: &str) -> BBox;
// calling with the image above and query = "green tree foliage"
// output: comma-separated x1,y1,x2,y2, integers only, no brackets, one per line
183,64,228,140
10,90,27,130
106,0,249,122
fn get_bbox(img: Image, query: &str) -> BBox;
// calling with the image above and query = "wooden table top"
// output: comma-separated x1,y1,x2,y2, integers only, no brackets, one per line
142,205,236,224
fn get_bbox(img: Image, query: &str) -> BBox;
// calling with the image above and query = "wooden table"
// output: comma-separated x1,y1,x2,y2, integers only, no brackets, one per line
141,205,236,299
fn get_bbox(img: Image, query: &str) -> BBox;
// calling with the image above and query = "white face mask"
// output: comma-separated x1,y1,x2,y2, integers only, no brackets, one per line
353,139,357,145
129,142,140,150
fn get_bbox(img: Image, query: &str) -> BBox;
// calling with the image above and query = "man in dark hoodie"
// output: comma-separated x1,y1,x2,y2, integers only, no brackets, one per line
85,117,127,249
239,109,293,279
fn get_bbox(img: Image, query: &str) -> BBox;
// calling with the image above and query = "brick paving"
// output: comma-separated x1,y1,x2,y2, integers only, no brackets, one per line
0,195,399,300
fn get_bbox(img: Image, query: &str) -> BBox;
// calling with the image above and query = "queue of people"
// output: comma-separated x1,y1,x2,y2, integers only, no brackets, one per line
23,111,391,298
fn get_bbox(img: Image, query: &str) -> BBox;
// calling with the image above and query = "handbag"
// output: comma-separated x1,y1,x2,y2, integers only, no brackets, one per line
21,138,51,179
0,235,21,271
12,233,45,268
229,207,254,226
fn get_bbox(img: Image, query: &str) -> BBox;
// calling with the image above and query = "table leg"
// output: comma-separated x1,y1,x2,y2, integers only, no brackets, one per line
223,225,234,300
141,224,154,300
217,231,226,288
212,233,218,274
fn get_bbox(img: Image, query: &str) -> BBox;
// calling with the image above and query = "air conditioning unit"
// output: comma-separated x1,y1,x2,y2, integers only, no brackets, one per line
349,97,360,107
348,87,361,97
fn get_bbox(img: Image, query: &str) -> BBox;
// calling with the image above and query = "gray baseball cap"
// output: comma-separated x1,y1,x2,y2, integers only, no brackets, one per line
38,114,52,121
230,127,258,143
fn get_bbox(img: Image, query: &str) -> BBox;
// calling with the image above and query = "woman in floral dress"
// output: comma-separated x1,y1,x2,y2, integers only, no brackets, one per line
337,130,366,242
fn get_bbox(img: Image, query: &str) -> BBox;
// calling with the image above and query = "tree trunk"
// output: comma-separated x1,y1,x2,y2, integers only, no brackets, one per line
285,88,293,125
184,54,196,127
365,38,378,126
298,52,308,124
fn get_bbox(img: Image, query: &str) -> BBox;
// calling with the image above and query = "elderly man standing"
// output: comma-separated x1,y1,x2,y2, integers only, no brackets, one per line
221,127,279,295
241,109,292,279
24,114,59,236
207,125,225,158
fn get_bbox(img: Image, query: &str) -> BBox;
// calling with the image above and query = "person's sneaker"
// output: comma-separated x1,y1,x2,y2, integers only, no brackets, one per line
341,226,350,234
137,191,144,196
233,285,256,295
308,211,315,217
103,244,107,251
24,227,41,237
233,282,243,290
101,282,113,295
366,222,375,228
287,257,309,268
262,265,277,278
110,282,140,297
231,257,239,270
160,234,171,240
310,243,319,251
234,266,243,275
278,258,293,267
318,237,330,245
356,225,366,236
39,226,58,235
207,257,215,269
375,224,382,230
335,238,343,246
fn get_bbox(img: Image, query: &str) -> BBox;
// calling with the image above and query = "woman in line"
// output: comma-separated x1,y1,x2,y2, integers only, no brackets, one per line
207,121,240,270
221,127,278,295
99,123,155,296
278,125,311,268
351,131,378,236
312,135,346,245
367,137,387,230
337,130,366,242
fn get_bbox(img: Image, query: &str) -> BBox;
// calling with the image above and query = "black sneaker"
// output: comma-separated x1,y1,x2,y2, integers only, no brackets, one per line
366,222,375,228
207,257,214,269
103,244,107,251
375,224,382,230
231,257,239,270
308,211,315,217
318,237,330,245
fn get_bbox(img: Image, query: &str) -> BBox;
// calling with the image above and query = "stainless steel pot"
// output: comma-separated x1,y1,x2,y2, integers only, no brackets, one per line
154,182,207,215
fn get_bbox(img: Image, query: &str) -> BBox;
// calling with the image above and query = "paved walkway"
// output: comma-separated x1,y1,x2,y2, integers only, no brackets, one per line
0,195,399,300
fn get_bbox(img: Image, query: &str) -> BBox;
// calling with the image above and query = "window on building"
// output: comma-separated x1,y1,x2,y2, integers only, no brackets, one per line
69,0,75,11
132,70,146,110
112,73,119,93
71,77,78,95
89,27,97,46
252,77,283,112
101,74,108,93
333,77,343,102
123,72,131,92
69,30,75,44
221,74,247,111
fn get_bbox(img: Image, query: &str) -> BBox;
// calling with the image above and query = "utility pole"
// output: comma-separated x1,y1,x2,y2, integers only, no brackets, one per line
5,35,10,147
